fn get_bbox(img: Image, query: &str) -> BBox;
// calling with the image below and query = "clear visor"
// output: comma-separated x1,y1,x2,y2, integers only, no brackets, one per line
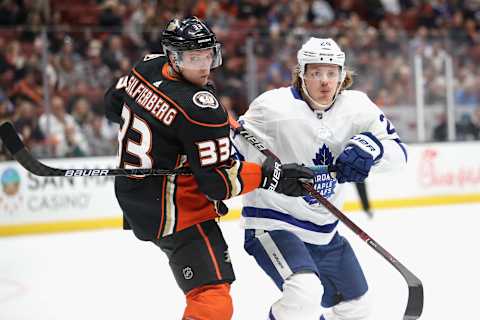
303,65,341,81
172,44,222,70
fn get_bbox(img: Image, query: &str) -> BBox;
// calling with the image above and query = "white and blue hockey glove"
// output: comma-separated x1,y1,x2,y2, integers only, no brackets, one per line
335,132,383,183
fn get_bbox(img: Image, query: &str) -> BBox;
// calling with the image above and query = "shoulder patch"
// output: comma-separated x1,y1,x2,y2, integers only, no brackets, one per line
115,75,129,89
192,91,219,109
143,54,163,62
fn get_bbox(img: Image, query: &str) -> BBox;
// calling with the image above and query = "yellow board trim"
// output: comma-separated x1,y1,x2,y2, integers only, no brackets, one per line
0,217,122,237
1,193,479,237
360,192,480,210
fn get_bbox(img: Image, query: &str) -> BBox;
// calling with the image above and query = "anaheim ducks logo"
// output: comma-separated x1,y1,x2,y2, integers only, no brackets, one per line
193,91,219,109
166,19,180,31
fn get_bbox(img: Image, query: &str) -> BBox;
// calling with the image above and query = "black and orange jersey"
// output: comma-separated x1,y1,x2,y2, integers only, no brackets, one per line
104,54,261,240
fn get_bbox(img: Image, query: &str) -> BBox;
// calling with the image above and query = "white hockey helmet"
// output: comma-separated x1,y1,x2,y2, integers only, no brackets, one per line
297,37,346,82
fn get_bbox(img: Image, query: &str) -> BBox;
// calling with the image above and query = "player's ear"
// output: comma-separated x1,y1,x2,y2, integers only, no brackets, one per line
167,52,180,72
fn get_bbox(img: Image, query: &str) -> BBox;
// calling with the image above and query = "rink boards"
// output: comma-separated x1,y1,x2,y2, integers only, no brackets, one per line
1,142,479,236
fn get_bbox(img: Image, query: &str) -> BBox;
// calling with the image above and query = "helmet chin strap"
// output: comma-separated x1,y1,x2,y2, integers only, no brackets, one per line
301,78,342,111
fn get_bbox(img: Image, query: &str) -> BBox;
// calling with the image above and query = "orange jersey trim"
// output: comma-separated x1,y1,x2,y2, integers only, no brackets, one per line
156,177,168,239
132,68,228,128
239,162,262,195
161,63,180,81
196,224,222,280
173,175,217,231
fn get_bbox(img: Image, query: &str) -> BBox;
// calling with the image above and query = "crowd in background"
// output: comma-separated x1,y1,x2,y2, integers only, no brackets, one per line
1,0,480,160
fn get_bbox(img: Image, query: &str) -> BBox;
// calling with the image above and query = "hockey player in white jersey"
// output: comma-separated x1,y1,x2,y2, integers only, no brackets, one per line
233,37,408,320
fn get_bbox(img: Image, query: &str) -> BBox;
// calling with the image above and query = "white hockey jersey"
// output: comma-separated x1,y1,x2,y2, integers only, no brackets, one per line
232,87,408,245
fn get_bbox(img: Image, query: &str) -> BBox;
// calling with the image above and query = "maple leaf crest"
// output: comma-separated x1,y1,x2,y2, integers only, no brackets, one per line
303,144,336,205
312,145,334,166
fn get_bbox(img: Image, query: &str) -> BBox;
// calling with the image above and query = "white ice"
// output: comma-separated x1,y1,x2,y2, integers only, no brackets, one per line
1,203,479,320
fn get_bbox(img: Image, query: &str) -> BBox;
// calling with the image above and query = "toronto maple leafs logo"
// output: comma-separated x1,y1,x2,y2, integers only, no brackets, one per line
303,145,336,205
313,145,334,165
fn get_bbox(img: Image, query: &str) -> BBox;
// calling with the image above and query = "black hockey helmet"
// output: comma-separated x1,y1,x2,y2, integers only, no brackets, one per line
161,17,222,69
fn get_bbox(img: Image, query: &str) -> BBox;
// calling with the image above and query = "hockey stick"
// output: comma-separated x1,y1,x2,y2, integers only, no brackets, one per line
0,122,191,177
229,117,423,320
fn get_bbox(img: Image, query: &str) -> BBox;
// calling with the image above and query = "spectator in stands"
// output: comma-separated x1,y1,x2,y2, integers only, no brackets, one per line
3,40,26,76
73,39,112,104
0,90,14,122
38,95,89,157
472,107,480,140
12,99,46,157
307,0,335,26
126,0,154,48
102,35,126,72
56,54,77,94
99,0,125,33
70,96,92,128
433,111,480,142
265,53,293,90
456,112,478,141
0,0,28,26
433,112,448,142
115,56,131,78
84,113,117,156
56,36,82,64
455,68,478,107
0,89,15,160
10,66,43,105
1,0,480,161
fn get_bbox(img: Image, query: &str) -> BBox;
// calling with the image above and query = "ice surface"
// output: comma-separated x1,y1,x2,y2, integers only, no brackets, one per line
1,203,479,319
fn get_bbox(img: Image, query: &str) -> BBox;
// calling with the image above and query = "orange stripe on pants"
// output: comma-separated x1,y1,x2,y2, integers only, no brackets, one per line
196,224,222,280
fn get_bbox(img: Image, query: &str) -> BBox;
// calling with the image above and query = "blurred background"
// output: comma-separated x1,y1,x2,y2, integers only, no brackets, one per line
1,3,479,318
0,0,480,161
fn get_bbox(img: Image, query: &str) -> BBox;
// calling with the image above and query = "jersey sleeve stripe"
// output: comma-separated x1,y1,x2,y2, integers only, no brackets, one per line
162,175,178,236
394,138,408,162
132,68,228,128
156,176,168,239
223,160,242,197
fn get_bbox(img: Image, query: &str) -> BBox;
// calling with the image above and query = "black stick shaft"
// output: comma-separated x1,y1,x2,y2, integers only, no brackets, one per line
0,122,191,177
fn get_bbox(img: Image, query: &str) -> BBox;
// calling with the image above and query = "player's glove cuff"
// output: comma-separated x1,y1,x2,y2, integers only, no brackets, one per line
261,156,283,191
261,157,314,197
347,132,384,162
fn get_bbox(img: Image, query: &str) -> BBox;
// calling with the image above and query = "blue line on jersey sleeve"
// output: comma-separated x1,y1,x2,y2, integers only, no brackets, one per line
394,138,408,162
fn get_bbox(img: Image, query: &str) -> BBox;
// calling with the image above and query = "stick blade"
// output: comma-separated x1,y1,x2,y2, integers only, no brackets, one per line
0,122,25,155
403,283,424,320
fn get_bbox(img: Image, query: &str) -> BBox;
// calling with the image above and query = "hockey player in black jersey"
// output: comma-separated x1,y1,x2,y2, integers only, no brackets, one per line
104,17,314,320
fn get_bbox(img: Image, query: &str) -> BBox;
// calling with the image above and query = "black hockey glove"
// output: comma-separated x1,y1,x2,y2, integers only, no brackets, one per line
261,157,314,197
